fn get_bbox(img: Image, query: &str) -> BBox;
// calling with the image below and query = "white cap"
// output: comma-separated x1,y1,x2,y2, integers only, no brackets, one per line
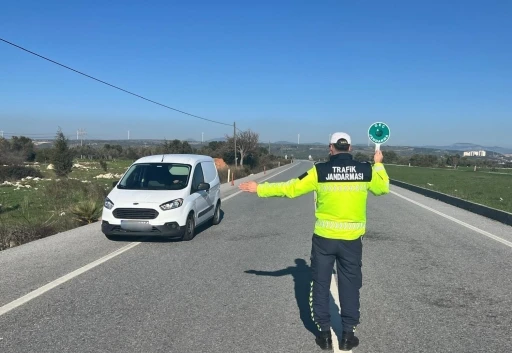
330,132,351,145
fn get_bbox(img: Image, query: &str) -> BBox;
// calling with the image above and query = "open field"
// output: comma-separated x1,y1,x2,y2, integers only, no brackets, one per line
0,160,132,225
386,165,512,213
456,166,512,174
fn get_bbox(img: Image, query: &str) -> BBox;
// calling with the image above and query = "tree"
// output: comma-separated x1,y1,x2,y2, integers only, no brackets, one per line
409,154,439,167
445,154,461,168
158,139,194,154
0,136,36,164
354,152,371,162
35,148,52,163
51,128,73,177
226,129,259,167
382,150,398,164
11,136,36,162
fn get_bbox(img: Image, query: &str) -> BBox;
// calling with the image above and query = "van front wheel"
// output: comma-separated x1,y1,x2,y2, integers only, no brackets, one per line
182,213,195,241
212,201,221,225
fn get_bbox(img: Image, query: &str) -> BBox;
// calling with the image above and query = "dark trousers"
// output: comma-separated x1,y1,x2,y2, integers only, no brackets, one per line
310,234,363,333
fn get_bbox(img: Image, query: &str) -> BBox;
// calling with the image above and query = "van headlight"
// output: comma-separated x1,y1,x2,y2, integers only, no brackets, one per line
104,197,114,210
160,198,184,211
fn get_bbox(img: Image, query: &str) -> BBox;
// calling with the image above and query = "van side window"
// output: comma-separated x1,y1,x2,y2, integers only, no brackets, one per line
191,163,204,192
201,161,217,184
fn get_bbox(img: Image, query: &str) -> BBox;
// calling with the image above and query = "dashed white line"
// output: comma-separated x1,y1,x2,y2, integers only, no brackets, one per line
391,190,512,249
314,189,350,352
330,274,344,353
0,163,303,317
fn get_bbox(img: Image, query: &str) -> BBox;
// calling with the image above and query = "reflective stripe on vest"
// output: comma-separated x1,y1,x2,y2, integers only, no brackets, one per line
315,220,366,231
318,184,368,192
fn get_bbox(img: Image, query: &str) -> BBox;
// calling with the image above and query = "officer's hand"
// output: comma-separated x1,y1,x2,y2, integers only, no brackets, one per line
374,150,384,163
239,181,258,193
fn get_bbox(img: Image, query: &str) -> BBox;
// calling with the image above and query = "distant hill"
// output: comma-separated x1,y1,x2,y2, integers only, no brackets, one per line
207,137,227,142
421,143,512,154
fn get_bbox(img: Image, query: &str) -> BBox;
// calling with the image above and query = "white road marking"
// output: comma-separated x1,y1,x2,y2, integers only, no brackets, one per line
0,242,140,316
314,189,347,352
0,162,302,317
391,191,512,249
330,274,344,353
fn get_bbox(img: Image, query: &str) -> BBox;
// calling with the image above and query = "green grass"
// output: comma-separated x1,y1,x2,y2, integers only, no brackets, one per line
0,160,133,225
386,165,512,213
456,166,512,175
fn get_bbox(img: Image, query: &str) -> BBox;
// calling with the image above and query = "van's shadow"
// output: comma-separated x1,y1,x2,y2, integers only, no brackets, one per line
244,259,343,339
105,210,225,243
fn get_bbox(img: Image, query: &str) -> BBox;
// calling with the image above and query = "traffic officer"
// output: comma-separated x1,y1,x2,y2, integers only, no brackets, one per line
238,132,389,351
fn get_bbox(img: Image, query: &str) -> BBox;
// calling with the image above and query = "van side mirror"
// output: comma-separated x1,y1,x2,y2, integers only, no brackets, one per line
197,182,210,191
112,181,118,188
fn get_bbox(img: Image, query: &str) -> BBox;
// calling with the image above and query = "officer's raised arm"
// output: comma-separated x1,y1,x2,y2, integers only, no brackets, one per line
368,150,390,196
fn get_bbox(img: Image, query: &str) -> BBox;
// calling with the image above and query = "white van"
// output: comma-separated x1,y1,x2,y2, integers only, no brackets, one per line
101,154,221,241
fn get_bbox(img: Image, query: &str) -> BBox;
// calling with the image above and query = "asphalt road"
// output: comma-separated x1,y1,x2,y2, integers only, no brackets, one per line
0,161,511,353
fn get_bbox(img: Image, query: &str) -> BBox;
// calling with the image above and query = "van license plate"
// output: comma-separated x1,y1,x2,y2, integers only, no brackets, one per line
120,220,151,232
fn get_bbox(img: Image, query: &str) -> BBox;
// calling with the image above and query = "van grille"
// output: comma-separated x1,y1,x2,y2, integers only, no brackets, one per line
113,208,159,220
111,225,161,233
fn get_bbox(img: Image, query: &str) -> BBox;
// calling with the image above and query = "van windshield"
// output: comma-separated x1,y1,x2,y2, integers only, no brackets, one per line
117,163,191,190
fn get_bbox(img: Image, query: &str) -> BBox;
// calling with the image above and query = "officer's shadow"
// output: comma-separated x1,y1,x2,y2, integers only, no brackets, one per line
244,259,343,339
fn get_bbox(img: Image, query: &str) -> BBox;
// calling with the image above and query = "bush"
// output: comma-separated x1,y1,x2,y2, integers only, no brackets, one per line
35,149,52,163
99,160,108,172
0,166,43,181
70,199,102,225
0,222,57,251
45,179,108,211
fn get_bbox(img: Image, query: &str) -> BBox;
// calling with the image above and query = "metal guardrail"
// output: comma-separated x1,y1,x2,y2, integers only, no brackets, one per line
390,179,512,226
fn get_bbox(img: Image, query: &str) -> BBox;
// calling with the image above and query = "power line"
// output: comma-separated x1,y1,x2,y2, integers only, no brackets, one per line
0,37,232,127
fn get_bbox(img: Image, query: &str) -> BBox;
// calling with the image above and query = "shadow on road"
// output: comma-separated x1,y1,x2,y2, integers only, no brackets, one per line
245,258,343,339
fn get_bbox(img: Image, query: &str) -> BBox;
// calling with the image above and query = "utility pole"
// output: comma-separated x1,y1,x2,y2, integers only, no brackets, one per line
128,130,130,140
268,140,271,154
234,122,237,168
298,134,300,145
202,132,204,144
77,128,86,146
76,128,86,159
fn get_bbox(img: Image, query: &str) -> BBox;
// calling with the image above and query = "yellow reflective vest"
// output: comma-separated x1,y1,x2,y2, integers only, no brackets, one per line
257,153,390,240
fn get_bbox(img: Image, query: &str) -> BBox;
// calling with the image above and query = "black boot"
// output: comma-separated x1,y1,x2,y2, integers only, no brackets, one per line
315,331,333,350
339,331,359,351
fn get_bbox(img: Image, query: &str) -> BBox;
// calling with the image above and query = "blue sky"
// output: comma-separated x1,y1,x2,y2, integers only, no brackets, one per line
1,0,511,147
